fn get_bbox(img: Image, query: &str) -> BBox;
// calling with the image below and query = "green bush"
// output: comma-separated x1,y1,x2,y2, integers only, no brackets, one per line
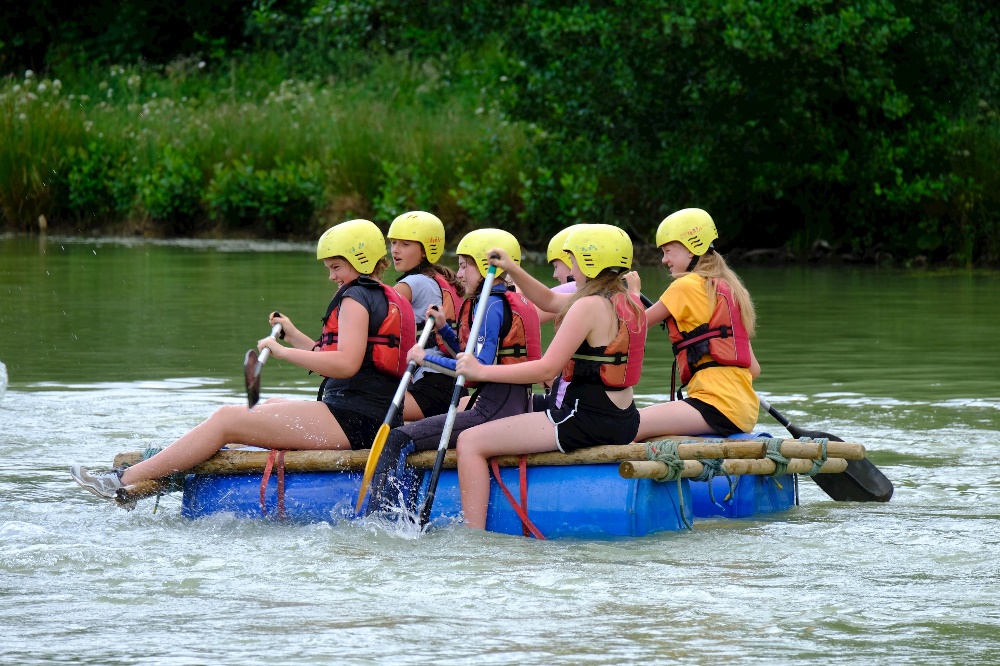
134,147,204,233
205,160,326,234
64,143,134,221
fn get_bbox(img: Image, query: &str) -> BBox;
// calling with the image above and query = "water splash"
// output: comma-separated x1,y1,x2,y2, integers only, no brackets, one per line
0,359,7,402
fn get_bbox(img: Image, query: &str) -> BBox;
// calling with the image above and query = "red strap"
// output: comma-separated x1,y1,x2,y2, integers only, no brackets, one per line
276,450,286,520
260,450,287,520
489,456,546,540
260,450,275,515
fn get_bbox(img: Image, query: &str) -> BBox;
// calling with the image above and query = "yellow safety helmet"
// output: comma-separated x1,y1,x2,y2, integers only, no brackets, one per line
546,226,578,267
456,228,521,278
316,219,387,273
387,210,446,264
563,224,633,279
655,208,718,255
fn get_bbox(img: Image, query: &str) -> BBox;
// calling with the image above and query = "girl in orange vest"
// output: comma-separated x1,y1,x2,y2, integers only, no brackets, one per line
71,220,416,507
455,224,646,530
632,208,761,440
365,229,540,516
387,210,465,420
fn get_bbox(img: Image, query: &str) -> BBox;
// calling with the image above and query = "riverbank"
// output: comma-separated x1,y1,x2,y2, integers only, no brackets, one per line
4,53,998,268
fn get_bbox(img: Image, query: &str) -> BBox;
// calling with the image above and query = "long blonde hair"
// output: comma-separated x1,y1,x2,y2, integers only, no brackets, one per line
686,251,756,336
554,269,644,331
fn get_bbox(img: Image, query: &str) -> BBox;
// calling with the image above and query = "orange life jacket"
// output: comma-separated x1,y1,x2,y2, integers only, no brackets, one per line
561,292,645,388
315,281,416,378
665,279,751,388
457,286,542,367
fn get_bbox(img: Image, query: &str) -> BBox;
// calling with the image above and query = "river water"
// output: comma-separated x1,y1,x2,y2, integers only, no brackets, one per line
2,234,999,664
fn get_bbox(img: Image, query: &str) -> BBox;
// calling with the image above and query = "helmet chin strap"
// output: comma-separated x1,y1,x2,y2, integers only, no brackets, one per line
686,245,715,272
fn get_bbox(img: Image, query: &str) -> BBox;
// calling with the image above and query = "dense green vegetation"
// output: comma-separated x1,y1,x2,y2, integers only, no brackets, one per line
2,0,998,265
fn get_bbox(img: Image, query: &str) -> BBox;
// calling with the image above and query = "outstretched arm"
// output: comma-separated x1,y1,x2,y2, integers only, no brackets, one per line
488,248,572,315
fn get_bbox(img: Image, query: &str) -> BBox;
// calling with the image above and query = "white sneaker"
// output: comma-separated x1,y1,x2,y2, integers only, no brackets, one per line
71,466,124,502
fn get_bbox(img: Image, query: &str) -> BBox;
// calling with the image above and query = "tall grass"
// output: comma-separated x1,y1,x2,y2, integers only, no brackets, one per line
0,52,533,238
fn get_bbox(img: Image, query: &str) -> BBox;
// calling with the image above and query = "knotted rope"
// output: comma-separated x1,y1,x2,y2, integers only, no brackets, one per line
644,440,692,530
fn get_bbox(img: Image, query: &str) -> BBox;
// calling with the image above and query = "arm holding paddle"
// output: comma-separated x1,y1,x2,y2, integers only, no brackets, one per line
258,298,367,379
455,294,600,385
489,248,573,315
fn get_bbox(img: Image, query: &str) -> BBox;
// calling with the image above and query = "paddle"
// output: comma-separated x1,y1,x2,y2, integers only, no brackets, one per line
355,315,437,513
757,394,893,502
636,291,893,502
418,257,500,527
244,318,284,409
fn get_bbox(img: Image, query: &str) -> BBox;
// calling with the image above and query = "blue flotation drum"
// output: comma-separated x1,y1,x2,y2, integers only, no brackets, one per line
181,432,796,538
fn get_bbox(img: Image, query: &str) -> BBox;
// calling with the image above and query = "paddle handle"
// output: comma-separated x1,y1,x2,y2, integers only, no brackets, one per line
419,259,499,527
257,322,284,365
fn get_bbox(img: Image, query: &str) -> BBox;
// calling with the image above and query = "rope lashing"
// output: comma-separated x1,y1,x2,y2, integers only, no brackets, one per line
752,438,790,490
692,456,736,508
644,441,692,530
802,436,829,476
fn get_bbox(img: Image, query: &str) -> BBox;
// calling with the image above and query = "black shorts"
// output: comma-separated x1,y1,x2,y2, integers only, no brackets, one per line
324,406,384,451
409,371,464,418
684,397,742,437
546,385,640,453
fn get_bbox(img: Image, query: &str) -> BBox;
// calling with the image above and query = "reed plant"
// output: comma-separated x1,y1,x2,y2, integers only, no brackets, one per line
0,52,533,237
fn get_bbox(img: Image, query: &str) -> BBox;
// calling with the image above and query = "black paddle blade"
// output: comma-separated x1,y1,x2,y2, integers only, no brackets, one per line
244,349,261,408
791,427,894,503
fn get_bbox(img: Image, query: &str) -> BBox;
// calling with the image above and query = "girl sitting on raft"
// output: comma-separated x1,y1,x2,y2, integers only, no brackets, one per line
631,208,761,440
454,224,646,530
387,210,465,420
71,220,416,506
365,229,541,517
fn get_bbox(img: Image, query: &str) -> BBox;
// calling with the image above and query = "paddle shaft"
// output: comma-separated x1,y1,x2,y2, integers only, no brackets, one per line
385,316,436,425
419,261,499,527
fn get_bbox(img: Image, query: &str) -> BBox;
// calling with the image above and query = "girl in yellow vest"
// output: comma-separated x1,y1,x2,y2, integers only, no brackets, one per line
71,220,416,507
632,208,761,439
455,224,646,530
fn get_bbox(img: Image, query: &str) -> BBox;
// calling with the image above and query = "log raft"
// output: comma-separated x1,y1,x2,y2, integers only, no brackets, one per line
112,436,864,473
619,457,849,481
113,436,864,505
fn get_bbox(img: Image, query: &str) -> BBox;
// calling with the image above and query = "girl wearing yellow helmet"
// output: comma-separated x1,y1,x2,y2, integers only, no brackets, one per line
633,208,761,440
71,221,417,506
387,211,465,420
364,229,543,517
453,224,647,530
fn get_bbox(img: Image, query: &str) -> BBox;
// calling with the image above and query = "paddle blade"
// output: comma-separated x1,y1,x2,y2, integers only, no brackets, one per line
792,427,894,502
356,423,390,513
244,349,261,409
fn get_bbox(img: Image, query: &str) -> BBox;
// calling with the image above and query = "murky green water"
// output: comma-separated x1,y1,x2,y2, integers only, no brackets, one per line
2,234,999,664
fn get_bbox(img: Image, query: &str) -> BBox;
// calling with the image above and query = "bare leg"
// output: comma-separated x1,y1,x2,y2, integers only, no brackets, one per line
635,401,714,441
402,392,425,422
455,411,557,530
120,401,349,485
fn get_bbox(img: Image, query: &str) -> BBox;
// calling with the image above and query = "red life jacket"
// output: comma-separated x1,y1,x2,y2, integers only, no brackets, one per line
665,279,751,388
457,286,542,367
433,273,461,327
315,281,416,378
561,292,645,388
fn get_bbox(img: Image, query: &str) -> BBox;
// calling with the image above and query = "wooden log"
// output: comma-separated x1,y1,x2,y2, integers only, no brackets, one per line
111,437,864,479
117,480,170,504
618,457,850,480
